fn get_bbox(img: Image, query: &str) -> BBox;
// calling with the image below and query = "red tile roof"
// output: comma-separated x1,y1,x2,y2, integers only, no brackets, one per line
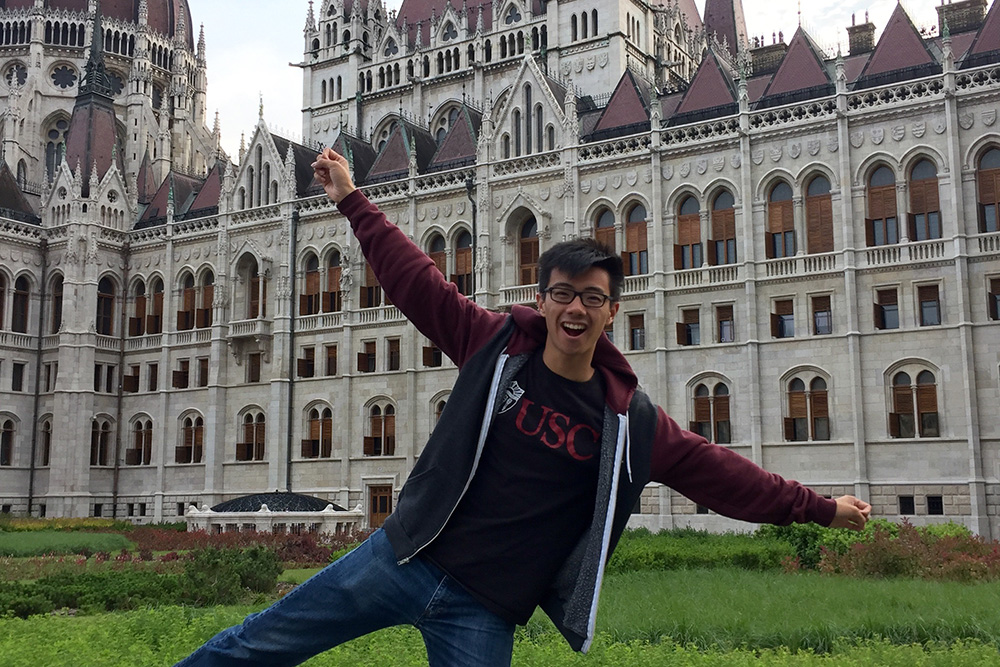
188,162,224,213
673,49,738,118
703,0,748,55
428,106,482,170
593,70,651,133
396,0,542,43
856,3,937,82
962,0,1000,65
63,95,123,198
759,28,832,99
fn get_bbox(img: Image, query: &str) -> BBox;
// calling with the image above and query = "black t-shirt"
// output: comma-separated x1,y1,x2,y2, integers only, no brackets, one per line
422,350,606,624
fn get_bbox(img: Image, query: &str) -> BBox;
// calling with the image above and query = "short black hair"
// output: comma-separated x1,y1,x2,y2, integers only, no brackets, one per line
537,238,624,302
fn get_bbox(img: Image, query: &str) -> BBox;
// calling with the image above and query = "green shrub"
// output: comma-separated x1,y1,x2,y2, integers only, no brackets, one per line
181,547,282,606
0,531,134,557
606,528,792,574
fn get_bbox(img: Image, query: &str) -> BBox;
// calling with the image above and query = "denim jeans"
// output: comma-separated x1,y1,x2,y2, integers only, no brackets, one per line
173,528,515,667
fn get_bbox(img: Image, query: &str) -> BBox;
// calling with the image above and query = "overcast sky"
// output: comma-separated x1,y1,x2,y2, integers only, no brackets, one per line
196,0,945,158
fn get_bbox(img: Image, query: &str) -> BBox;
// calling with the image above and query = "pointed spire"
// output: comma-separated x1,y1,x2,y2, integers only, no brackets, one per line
306,0,316,32
175,2,187,44
138,0,148,24
476,5,483,34
81,0,114,98
259,93,264,120
198,23,206,60
239,132,246,163
90,159,100,194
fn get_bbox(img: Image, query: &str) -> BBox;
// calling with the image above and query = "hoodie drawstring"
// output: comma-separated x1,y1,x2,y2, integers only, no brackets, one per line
622,412,633,484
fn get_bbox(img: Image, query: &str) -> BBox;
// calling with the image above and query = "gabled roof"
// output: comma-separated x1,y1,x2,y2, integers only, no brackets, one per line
63,93,124,197
135,170,204,228
271,135,323,198
590,70,653,140
703,0,747,55
134,150,157,206
673,0,704,35
670,48,738,125
0,161,38,223
961,0,1000,68
854,3,940,88
365,120,436,183
332,131,379,183
187,161,224,215
428,105,482,171
756,27,833,108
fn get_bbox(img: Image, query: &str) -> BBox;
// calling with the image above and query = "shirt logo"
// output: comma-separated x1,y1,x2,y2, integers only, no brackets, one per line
498,380,524,414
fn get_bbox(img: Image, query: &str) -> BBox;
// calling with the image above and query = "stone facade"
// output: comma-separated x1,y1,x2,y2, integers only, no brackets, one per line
0,0,998,539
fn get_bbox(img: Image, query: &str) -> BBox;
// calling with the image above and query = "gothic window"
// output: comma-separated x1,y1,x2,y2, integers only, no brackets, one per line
198,271,214,328
44,118,69,181
709,191,736,265
806,175,833,253
237,411,266,461
908,159,941,241
90,418,112,466
625,204,648,275
595,207,616,252
129,280,146,337
148,278,164,334
592,10,599,35
1,274,7,330
0,419,13,466
674,196,702,270
504,4,522,24
39,420,51,466
384,38,398,56
866,166,898,246
513,109,521,156
127,419,153,466
767,182,795,258
12,276,29,333
177,414,204,463
890,370,939,438
918,284,941,326
5,62,26,85
453,230,473,296
524,86,532,155
325,251,342,312
300,253,321,316
303,406,333,458
502,134,510,159
96,277,114,336
177,272,195,331
442,22,457,41
48,274,62,335
690,381,731,444
519,217,539,285
571,15,578,41
365,403,396,456
978,147,1000,233
784,376,830,441
360,261,382,308
428,234,447,276
581,12,588,39
51,64,77,89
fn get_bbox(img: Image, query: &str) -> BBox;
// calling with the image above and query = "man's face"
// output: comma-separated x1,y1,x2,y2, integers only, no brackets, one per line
536,267,619,378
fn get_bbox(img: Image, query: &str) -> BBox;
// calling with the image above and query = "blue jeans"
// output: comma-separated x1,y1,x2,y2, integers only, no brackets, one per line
173,529,515,667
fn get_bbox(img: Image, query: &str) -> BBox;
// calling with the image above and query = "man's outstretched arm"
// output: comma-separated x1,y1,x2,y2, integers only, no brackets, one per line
312,149,505,366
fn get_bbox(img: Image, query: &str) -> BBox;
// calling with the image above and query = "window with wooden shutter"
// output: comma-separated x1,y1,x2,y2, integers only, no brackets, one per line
676,308,700,345
249,275,265,318
254,416,266,460
713,387,731,444
908,160,941,241
916,371,938,437
130,293,146,337
691,385,711,439
357,341,376,373
867,166,898,246
628,314,645,350
805,193,833,254
767,183,795,259
624,219,648,275
812,295,832,335
989,278,1000,320
716,304,734,343
193,418,204,463
385,409,396,455
123,366,140,393
148,287,163,333
891,372,915,438
388,339,401,371
297,346,315,378
429,249,447,277
675,200,701,269
519,219,539,285
772,300,794,338
301,268,321,315
787,381,808,441
360,263,382,308
452,244,473,296
172,359,190,389
325,345,338,375
197,284,214,327
978,149,1000,232
810,378,830,441
177,283,195,330
423,344,443,367
595,208,615,252
918,285,940,326
198,358,209,387
709,206,736,265
325,259,343,312
874,288,899,330
247,353,262,383
148,363,158,391
178,420,194,463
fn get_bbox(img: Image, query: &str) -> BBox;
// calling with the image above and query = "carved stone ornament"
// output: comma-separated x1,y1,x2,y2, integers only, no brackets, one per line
580,180,591,194
643,168,652,184
730,154,741,169
751,150,764,165
443,204,452,218
457,202,466,215
891,126,905,142
596,176,607,192
626,171,638,186
983,110,997,127
539,187,550,201
430,206,439,220
912,122,926,138
959,113,974,130
934,121,947,134
807,140,820,156
770,147,782,162
662,165,674,180
417,208,426,221
586,55,595,71
611,175,622,190
493,195,504,209
679,162,691,177
850,132,864,148
561,62,571,76
598,53,608,68
695,159,707,175
871,128,884,145
827,138,839,153
788,143,801,159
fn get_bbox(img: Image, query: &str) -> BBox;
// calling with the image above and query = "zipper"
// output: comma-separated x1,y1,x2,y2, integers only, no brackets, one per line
398,352,510,565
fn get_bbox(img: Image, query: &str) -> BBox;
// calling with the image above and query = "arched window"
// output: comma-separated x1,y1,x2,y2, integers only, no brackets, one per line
44,118,69,181
709,190,736,265
198,271,214,328
0,274,5,330
365,403,396,456
805,175,833,254
454,231,473,296
890,370,939,438
96,277,114,335
128,419,152,466
908,159,941,241
524,85,532,154
39,420,51,467
325,251,343,312
767,182,795,258
594,207,616,252
360,260,382,308
581,11,588,39
691,382,731,444
0,419,13,466
301,253,321,316
592,9,599,35
12,276,29,333
428,234,447,276
571,14,578,41
978,147,1000,233
129,280,146,337
784,376,830,441
177,272,195,330
675,196,701,270
303,407,333,458
866,166,898,246
502,134,511,159
519,217,539,285
148,278,164,334
90,418,112,466
513,109,522,156
625,203,649,275
435,399,446,424
240,257,266,319
238,412,266,461
534,105,543,153
177,415,204,463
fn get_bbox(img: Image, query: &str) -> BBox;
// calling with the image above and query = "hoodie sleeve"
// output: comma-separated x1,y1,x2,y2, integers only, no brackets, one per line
648,408,837,527
337,189,506,367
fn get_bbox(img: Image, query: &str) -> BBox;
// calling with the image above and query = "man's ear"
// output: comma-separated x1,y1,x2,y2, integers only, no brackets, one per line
536,291,546,314
606,302,619,326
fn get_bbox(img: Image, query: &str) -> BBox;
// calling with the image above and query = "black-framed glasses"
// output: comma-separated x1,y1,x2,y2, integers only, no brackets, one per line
542,286,612,308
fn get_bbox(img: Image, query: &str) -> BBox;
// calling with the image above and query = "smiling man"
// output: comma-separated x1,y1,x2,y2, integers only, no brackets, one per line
173,150,871,667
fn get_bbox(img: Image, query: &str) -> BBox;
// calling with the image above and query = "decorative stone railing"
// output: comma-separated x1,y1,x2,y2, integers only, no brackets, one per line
185,503,365,535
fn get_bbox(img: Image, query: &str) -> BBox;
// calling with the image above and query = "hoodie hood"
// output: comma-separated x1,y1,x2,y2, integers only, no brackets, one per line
507,304,638,415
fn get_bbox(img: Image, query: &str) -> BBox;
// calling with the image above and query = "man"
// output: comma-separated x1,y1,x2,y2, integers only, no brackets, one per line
174,149,870,667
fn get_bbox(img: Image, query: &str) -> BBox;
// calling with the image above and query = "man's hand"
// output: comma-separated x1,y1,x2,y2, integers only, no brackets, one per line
828,495,872,531
312,148,356,204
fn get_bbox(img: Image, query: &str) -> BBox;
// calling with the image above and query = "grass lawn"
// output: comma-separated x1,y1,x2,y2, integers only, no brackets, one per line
2,569,998,665
0,531,135,558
